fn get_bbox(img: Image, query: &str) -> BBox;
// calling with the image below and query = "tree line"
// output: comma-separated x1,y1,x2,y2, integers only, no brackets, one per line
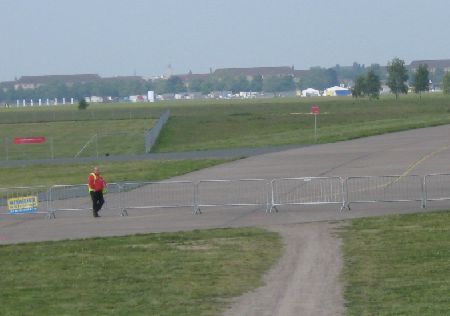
353,57,450,100
1,58,450,102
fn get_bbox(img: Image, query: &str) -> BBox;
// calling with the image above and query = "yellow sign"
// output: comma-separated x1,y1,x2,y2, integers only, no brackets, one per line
7,196,38,214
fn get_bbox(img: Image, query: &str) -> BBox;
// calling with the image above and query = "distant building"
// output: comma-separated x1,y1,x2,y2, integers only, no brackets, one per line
409,59,450,73
13,74,101,90
213,66,295,80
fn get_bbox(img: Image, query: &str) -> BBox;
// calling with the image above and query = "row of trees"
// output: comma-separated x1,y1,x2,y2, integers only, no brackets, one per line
0,74,299,102
0,78,152,102
352,57,450,100
163,74,296,95
2,58,450,102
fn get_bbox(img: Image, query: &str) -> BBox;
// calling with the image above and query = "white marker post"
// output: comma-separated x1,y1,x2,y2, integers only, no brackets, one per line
311,105,320,142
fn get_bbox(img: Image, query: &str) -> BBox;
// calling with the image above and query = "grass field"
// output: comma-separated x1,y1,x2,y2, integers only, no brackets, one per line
2,94,450,159
0,227,282,316
154,94,450,152
0,119,155,160
341,210,450,315
0,159,232,187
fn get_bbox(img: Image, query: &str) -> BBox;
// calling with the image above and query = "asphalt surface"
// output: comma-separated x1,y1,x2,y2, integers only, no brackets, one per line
2,124,450,315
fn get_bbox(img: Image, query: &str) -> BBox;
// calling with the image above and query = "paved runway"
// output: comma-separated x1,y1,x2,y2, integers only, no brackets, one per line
1,124,450,244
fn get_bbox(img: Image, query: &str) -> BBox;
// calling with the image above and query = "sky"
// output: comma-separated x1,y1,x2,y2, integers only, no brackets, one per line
1,0,449,82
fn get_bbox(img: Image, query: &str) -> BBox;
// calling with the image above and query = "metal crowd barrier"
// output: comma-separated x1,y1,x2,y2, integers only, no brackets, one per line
422,173,450,208
345,175,424,209
0,186,50,216
48,183,121,218
5,173,450,220
119,181,196,216
270,177,345,213
195,179,270,214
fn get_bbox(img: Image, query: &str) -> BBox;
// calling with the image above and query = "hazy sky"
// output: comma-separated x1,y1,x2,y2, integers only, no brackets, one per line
1,0,449,81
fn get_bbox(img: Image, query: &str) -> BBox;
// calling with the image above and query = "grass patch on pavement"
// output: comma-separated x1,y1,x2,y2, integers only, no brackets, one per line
341,210,450,315
0,159,231,187
0,227,282,316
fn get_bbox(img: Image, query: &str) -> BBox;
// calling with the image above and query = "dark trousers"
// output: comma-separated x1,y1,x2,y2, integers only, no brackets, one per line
90,191,105,212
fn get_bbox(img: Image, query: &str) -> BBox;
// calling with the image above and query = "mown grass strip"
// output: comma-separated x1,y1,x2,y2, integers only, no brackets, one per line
153,94,450,152
0,159,232,187
0,227,282,316
341,211,450,315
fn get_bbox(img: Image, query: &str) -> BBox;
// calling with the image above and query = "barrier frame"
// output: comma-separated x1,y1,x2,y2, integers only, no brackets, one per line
345,175,424,210
48,183,121,218
270,176,346,213
0,185,50,217
119,180,196,216
195,179,271,214
422,173,450,208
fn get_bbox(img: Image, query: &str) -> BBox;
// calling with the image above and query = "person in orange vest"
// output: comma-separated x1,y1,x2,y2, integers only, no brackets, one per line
88,166,107,217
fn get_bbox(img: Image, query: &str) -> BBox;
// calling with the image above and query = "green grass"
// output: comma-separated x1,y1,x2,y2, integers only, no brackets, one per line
0,103,166,160
0,227,283,316
153,94,450,152
0,159,231,187
0,119,154,159
0,104,161,124
341,210,450,315
2,94,450,159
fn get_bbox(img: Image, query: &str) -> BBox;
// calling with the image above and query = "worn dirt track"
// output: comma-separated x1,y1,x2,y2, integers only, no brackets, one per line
2,125,450,315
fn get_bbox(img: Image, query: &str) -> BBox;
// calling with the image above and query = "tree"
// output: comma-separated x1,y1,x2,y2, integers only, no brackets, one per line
78,99,89,110
413,64,429,98
250,74,263,92
188,78,204,92
352,69,380,99
262,75,295,93
365,69,381,99
299,67,338,90
442,72,450,95
352,75,366,98
431,67,445,90
165,76,186,93
230,75,250,93
387,57,409,99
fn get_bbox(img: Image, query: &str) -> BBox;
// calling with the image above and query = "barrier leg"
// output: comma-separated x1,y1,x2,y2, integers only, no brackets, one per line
193,205,202,215
268,205,278,213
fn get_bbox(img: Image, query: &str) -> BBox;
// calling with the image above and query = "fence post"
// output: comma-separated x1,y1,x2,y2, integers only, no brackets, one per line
193,181,201,215
422,176,427,209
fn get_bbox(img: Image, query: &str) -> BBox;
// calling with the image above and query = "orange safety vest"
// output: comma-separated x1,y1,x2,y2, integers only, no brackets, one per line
88,172,106,192
88,173,96,192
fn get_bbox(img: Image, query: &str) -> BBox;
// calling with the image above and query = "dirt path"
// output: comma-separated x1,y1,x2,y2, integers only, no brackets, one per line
223,221,345,316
